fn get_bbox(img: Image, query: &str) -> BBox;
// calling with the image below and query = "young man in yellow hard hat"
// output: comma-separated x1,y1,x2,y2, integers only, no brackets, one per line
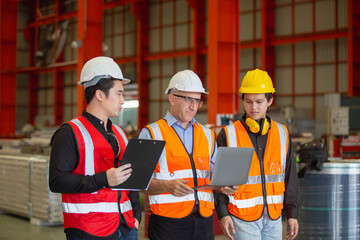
215,69,299,240
139,70,237,240
49,56,141,240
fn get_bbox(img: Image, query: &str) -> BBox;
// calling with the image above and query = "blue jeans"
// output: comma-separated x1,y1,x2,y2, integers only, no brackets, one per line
66,228,138,240
119,227,138,240
230,210,282,240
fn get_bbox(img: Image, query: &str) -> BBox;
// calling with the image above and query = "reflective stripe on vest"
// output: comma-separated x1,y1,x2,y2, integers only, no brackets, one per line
149,191,214,205
120,200,132,214
62,200,131,214
277,123,287,182
147,122,168,174
153,169,210,180
226,124,237,148
200,124,215,157
113,124,129,145
71,119,95,176
228,194,284,209
63,202,118,214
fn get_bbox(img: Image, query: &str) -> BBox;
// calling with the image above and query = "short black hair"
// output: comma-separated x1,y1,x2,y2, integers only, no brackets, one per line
84,78,119,104
241,93,273,101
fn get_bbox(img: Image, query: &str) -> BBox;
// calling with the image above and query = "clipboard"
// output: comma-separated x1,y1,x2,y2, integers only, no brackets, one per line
112,138,165,191
193,147,254,190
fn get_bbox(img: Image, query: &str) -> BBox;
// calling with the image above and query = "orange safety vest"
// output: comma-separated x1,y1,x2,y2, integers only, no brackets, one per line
62,116,135,238
224,120,288,221
146,119,215,218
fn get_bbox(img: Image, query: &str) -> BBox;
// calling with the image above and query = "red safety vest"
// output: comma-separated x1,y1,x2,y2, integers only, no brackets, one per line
62,116,134,237
146,119,215,218
224,120,288,221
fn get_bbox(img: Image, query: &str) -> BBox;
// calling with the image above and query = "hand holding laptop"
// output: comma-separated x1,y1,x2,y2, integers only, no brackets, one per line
164,179,194,197
219,185,239,196
193,147,254,191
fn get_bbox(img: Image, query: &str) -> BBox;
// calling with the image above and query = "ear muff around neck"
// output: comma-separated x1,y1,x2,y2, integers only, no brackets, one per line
245,118,270,135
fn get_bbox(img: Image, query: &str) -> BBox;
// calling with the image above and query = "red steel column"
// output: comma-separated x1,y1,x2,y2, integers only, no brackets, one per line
188,0,206,82
76,0,103,115
27,2,37,125
208,0,239,124
348,0,360,96
53,69,64,125
0,0,17,136
261,0,275,84
131,1,149,130
53,0,64,125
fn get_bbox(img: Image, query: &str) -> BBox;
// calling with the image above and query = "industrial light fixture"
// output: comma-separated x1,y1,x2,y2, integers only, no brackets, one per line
123,100,139,109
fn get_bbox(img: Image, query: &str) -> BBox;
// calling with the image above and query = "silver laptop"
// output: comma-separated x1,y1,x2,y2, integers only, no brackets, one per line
193,147,254,190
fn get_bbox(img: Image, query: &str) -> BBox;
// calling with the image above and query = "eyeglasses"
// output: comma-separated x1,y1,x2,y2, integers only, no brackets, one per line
173,94,203,108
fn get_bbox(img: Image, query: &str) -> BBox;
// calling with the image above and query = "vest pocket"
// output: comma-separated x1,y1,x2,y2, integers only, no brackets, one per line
167,150,189,173
98,150,115,170
272,182,285,195
205,201,214,210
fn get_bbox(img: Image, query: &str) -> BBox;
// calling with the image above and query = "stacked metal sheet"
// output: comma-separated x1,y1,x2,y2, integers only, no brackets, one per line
298,160,360,239
0,153,63,224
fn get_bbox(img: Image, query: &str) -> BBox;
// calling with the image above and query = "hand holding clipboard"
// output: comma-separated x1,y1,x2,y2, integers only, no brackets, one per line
112,138,165,190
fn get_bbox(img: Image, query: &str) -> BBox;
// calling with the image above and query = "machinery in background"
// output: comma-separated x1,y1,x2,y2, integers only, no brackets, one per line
327,106,360,159
329,135,360,159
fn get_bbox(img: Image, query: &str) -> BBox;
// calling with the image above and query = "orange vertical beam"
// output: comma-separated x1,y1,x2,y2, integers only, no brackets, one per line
26,2,37,126
131,1,149,130
261,0,275,83
76,0,103,115
53,0,64,125
0,0,17,137
348,0,360,96
208,0,239,124
188,0,206,81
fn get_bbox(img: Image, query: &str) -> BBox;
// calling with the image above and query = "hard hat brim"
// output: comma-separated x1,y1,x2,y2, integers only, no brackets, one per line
165,87,208,95
239,87,275,94
78,76,131,87
118,78,131,85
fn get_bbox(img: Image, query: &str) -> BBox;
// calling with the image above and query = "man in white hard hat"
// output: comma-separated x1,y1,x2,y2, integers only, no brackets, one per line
215,69,299,240
49,56,141,240
139,70,237,240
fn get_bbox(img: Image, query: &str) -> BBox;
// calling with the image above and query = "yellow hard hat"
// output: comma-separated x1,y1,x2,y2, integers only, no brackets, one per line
239,69,276,93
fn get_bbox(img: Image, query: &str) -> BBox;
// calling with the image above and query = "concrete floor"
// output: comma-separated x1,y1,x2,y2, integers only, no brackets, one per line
0,212,228,240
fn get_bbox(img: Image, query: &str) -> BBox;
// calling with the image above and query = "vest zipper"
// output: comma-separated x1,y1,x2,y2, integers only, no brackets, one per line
189,154,199,204
172,126,199,205
256,134,268,210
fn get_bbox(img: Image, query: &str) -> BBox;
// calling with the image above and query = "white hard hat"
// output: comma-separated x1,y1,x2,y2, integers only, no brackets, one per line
165,70,208,94
79,56,130,88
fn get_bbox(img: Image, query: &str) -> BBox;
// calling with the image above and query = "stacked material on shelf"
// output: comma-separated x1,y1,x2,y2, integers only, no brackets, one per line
0,153,63,224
